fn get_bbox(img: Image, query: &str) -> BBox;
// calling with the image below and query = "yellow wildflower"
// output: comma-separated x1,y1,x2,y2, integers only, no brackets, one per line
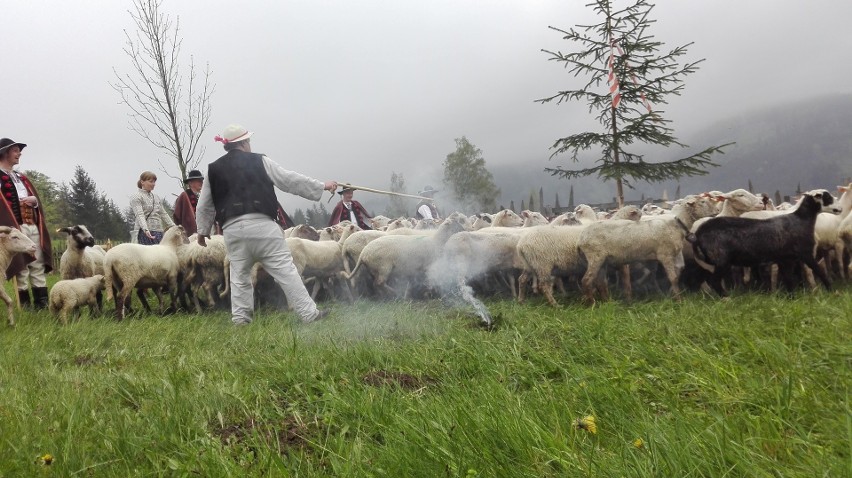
574,415,597,435
37,454,54,465
633,438,644,449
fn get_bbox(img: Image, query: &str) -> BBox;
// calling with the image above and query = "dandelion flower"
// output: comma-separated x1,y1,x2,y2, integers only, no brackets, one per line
574,415,597,435
37,454,54,465
633,438,644,449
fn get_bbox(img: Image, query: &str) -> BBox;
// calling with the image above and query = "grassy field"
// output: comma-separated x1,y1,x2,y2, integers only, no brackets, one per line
0,278,850,477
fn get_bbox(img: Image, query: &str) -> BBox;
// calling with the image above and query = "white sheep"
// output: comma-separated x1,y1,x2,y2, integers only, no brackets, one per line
813,183,852,279
178,234,229,312
286,233,353,302
520,210,550,227
345,215,469,298
48,275,106,324
370,215,393,230
0,226,38,326
104,226,189,320
577,195,717,303
516,204,643,306
57,225,107,280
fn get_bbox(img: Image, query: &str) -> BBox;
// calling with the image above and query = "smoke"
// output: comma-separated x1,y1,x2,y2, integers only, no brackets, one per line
426,230,513,326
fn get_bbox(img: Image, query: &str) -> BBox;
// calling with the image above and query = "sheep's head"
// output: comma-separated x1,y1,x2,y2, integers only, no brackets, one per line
522,211,549,226
495,209,523,227
0,226,37,255
92,274,106,290
163,225,190,245
612,205,642,222
802,190,841,214
58,225,95,249
292,224,320,241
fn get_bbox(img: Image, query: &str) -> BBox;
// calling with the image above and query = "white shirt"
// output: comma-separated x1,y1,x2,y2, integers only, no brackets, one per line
343,201,357,224
417,204,434,220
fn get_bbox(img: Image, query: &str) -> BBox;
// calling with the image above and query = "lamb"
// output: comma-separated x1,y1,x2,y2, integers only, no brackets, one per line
345,215,469,298
577,196,717,303
48,275,106,324
688,192,833,296
0,226,38,326
104,226,189,320
286,232,353,301
57,225,107,279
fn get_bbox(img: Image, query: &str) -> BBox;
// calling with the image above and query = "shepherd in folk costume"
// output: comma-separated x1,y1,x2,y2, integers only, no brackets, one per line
195,124,338,325
173,169,204,236
328,187,372,230
0,138,53,309
414,185,440,221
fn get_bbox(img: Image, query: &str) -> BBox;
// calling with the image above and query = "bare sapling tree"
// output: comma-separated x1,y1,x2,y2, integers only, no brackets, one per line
538,0,730,207
112,0,214,189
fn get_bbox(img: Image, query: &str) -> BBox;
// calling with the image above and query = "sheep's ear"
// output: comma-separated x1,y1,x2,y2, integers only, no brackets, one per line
57,227,72,234
521,211,529,218
839,186,848,193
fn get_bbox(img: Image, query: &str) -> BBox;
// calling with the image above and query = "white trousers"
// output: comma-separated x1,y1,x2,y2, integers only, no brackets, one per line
16,223,47,290
224,217,318,323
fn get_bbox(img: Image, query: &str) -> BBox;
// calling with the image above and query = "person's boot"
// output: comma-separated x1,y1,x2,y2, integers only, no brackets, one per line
17,289,32,308
32,287,49,310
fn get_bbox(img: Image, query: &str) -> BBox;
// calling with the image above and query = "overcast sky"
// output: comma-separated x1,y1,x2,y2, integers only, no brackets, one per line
5,0,851,214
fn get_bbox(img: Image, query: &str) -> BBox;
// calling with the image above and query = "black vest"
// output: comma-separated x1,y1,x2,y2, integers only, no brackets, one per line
415,200,439,220
207,150,278,225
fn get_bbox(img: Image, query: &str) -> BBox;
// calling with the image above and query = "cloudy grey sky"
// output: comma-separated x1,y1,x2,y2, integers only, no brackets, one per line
5,0,851,213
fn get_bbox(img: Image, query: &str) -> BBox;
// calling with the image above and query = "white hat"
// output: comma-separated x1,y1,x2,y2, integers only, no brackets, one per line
214,124,254,144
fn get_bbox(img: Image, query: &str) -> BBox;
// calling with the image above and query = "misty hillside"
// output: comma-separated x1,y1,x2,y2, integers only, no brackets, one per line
491,94,852,209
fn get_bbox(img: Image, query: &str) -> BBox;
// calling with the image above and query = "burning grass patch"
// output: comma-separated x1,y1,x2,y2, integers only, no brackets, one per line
212,415,317,457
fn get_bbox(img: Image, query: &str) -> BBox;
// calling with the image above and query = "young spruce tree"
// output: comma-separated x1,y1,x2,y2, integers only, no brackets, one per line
538,0,730,206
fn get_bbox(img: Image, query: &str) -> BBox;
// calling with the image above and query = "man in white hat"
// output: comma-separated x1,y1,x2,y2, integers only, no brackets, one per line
415,185,440,221
195,124,338,325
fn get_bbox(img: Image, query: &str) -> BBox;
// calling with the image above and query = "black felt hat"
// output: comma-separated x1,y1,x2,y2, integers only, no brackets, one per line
0,138,27,155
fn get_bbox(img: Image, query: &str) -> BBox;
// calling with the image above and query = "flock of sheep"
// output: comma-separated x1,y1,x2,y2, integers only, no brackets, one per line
1,182,849,326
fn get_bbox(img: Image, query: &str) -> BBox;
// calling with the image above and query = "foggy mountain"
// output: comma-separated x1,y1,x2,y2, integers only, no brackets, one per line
490,94,852,210
324,94,852,218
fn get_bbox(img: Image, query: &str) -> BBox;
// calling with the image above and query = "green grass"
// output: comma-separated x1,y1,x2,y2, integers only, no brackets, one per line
1,278,850,477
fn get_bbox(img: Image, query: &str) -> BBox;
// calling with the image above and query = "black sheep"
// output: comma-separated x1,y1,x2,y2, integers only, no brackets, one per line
688,192,832,296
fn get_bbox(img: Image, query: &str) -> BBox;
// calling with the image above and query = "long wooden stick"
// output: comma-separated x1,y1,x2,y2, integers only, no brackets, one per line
12,276,20,310
328,182,434,202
